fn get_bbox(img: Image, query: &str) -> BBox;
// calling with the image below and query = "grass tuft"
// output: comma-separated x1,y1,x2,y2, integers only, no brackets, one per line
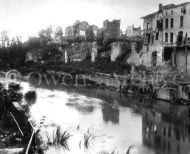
49,126,72,151
83,129,96,150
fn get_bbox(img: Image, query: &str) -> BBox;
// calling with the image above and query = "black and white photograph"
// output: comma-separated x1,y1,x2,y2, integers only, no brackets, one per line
0,0,190,153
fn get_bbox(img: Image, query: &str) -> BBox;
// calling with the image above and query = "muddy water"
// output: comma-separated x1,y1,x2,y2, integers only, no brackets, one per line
21,82,190,154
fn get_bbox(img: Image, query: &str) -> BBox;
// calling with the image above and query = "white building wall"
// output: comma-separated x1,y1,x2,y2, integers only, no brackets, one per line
142,3,190,67
65,50,68,64
127,42,142,66
91,42,98,62
111,42,121,62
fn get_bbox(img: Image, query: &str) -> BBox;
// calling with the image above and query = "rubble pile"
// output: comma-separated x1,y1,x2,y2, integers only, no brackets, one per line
146,64,180,84
148,63,175,76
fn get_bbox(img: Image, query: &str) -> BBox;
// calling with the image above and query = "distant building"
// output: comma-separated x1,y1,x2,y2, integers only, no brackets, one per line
85,26,95,41
65,26,75,40
74,21,89,39
141,2,190,71
103,20,121,40
65,21,89,40
92,25,98,37
126,25,141,37
97,28,104,40
65,21,98,41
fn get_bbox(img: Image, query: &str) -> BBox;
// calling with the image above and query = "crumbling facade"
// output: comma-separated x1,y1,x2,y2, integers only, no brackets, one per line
103,20,120,41
69,42,91,62
141,2,190,69
65,26,75,40
111,42,122,62
65,21,96,41
126,25,141,37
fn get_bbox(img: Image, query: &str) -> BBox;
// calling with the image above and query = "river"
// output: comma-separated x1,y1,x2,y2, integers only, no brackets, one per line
20,81,190,154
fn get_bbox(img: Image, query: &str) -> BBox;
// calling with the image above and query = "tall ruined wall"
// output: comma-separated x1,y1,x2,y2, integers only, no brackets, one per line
141,43,164,67
127,42,142,66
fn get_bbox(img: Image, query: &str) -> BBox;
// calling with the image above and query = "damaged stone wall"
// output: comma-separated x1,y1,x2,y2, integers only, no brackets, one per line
141,43,164,67
69,42,92,62
111,42,122,62
171,47,190,73
127,42,142,66
91,41,98,62
176,50,186,72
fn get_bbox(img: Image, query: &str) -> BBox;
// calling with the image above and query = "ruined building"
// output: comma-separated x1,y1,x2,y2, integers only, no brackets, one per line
68,42,92,62
65,21,95,40
65,26,75,40
141,2,190,72
103,20,121,41
126,25,141,37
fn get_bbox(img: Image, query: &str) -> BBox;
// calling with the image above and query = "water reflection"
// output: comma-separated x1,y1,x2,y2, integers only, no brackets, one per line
19,81,190,154
102,104,119,124
24,82,145,153
66,102,95,115
142,105,190,154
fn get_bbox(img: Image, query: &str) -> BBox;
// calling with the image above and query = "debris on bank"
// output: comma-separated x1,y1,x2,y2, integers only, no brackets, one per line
0,82,35,153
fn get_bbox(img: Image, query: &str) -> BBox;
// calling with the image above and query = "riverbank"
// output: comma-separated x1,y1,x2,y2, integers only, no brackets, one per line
1,70,190,153
35,62,190,105
0,83,35,153
18,80,190,154
3,60,190,105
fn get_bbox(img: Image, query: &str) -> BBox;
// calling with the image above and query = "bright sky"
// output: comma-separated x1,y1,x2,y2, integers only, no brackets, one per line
0,0,188,41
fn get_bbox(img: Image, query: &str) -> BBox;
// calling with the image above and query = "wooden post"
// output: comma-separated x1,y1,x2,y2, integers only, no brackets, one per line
9,112,24,136
25,130,35,154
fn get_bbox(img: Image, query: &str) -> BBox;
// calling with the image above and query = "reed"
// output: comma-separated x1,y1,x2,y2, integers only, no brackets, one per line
46,126,72,151
83,129,96,150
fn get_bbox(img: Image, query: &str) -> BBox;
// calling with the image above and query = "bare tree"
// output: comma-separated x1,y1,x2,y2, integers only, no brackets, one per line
38,26,53,46
54,26,64,45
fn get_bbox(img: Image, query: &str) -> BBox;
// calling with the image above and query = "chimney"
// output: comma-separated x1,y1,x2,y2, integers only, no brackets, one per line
159,3,163,11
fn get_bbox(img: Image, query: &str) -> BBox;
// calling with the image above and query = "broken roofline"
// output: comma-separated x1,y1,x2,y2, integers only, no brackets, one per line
141,2,190,19
141,12,157,19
